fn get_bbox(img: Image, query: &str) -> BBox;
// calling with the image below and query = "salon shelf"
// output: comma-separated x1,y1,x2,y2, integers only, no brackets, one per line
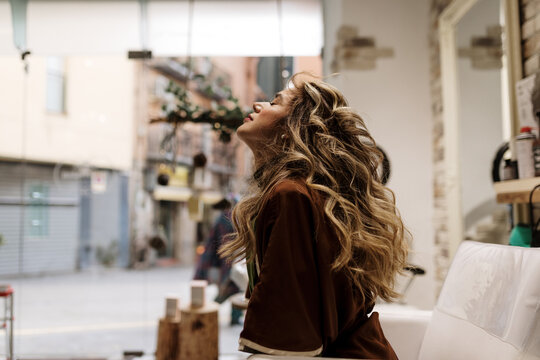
494,177,540,203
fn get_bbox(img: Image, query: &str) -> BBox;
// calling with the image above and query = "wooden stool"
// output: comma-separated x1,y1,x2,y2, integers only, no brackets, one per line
156,317,180,360
155,296,181,360
0,285,13,360
178,302,219,360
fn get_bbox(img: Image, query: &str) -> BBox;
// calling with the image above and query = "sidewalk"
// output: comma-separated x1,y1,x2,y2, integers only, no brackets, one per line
0,266,246,360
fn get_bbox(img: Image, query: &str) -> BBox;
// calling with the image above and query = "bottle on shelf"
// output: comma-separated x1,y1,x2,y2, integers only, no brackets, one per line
515,126,536,179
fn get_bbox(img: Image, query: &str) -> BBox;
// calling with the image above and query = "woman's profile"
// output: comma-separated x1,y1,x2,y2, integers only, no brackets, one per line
220,73,409,359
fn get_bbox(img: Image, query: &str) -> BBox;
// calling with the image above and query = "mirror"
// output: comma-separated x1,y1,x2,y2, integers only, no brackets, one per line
457,0,508,243
439,0,522,259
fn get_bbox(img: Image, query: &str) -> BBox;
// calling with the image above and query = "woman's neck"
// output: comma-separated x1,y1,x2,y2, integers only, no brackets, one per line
252,153,284,184
253,156,266,171
252,150,275,170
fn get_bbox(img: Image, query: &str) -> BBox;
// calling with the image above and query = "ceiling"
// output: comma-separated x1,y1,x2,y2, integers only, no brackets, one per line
0,0,323,57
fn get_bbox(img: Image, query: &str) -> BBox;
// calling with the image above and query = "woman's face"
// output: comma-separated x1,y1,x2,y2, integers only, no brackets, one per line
237,90,292,151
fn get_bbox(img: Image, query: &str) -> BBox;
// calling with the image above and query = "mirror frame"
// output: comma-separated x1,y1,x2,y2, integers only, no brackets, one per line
439,0,522,260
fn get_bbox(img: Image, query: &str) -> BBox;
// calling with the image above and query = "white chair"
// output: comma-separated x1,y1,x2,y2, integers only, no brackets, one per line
382,241,540,360
248,241,540,359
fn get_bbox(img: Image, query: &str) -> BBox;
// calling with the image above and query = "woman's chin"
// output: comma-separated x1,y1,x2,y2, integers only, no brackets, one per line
236,128,250,145
236,130,257,151
236,125,246,140
236,123,253,140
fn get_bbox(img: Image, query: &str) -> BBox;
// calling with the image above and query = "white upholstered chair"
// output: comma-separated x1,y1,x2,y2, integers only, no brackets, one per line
408,241,540,360
248,241,540,360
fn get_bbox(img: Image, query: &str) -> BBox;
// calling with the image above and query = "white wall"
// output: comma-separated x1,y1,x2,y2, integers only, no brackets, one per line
323,0,434,309
0,56,135,170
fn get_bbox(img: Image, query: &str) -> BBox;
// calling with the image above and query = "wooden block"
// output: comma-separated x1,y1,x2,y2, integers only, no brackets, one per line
165,296,180,319
190,280,207,308
178,303,219,360
156,317,181,360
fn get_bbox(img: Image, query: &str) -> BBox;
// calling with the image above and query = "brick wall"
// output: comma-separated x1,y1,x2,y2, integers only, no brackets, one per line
521,0,540,76
429,0,453,294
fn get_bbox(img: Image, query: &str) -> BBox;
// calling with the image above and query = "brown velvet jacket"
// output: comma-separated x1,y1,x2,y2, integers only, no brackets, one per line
238,178,397,359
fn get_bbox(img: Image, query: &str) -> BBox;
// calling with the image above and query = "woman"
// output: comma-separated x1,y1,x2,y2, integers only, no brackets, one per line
220,73,409,359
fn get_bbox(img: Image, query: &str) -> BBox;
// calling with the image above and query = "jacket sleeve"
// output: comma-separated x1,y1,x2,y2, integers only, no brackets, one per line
239,187,323,357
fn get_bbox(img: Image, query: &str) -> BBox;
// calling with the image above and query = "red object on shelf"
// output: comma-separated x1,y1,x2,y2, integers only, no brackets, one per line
0,284,14,360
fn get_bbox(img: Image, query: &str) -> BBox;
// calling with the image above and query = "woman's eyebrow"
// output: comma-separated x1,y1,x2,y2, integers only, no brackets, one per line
271,93,282,102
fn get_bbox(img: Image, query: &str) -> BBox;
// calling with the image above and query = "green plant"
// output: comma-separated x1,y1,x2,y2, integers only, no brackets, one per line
0,233,4,247
154,76,245,143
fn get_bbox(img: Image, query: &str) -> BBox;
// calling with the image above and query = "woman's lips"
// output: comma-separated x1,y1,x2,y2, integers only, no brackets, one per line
243,117,251,123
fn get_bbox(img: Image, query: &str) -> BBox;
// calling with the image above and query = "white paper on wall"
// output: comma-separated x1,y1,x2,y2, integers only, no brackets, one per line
516,73,538,135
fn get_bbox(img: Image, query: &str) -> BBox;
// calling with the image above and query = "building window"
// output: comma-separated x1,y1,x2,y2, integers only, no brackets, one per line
46,57,66,113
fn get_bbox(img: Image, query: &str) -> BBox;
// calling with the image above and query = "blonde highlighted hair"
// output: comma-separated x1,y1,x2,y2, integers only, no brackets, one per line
220,73,409,305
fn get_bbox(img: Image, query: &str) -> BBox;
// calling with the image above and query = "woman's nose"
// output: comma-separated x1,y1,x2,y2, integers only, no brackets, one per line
253,103,262,112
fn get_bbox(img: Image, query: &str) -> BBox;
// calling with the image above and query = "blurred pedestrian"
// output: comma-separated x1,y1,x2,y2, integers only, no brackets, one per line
193,198,242,324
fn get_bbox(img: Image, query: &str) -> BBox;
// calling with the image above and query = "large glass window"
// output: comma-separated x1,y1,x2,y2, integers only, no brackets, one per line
1,2,322,357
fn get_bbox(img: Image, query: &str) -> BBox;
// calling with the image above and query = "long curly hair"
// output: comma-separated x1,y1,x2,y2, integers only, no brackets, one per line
220,73,409,304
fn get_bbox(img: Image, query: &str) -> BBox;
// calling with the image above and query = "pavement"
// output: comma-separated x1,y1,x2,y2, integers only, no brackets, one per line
0,266,248,360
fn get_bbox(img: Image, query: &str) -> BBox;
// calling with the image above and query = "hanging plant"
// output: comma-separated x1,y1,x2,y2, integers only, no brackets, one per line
151,75,245,143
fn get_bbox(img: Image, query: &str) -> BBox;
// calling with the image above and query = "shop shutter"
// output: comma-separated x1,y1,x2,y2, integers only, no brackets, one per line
0,162,79,276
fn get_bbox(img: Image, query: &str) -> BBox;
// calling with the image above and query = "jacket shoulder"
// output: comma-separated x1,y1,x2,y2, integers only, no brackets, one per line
271,178,310,198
